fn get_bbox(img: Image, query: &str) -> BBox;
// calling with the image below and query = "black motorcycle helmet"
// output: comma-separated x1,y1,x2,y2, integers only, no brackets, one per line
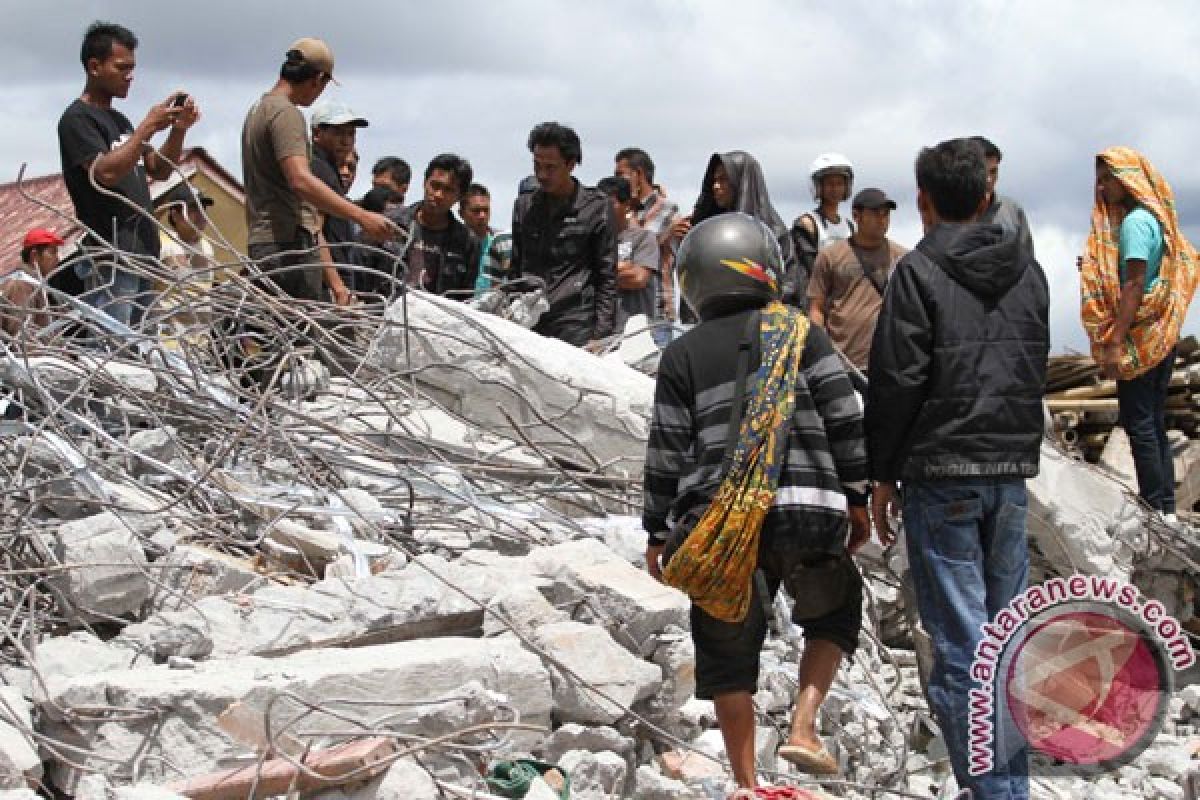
676,212,784,321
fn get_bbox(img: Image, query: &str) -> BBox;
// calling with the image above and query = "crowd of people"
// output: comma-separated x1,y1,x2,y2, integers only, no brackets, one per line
0,21,1196,800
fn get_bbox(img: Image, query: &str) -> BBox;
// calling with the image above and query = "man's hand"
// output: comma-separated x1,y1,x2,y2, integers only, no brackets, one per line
1096,341,1122,380
169,93,200,132
847,505,870,554
871,481,901,547
645,544,665,582
357,210,397,243
670,216,692,241
331,283,353,307
139,98,184,138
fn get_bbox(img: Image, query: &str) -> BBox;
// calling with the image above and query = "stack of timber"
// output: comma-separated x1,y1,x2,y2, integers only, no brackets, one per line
1047,336,1200,502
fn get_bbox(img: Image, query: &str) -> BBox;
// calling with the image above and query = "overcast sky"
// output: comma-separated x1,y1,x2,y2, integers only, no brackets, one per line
3,0,1198,352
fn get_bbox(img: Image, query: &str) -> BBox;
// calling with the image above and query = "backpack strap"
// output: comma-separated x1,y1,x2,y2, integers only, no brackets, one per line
722,310,760,467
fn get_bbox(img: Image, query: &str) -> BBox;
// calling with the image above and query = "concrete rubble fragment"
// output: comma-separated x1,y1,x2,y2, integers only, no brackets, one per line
0,688,39,789
38,637,551,791
46,511,151,621
372,292,654,474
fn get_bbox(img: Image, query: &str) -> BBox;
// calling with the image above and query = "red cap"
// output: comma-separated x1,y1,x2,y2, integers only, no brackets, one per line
22,228,64,249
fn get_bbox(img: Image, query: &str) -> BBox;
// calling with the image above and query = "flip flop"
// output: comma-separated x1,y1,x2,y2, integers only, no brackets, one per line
777,743,839,776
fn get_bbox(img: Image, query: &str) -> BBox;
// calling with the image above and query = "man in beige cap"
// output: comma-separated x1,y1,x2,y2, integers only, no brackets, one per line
241,37,393,302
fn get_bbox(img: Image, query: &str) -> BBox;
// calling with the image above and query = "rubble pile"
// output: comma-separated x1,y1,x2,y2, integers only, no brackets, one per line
1,265,1198,798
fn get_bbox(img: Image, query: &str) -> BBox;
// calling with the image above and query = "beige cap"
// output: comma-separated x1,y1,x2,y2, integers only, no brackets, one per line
286,37,335,79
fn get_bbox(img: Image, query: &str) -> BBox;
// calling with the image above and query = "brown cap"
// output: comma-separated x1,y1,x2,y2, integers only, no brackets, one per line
286,37,335,80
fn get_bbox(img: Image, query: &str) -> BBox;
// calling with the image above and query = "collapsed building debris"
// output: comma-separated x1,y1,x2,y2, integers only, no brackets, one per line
1,193,1198,798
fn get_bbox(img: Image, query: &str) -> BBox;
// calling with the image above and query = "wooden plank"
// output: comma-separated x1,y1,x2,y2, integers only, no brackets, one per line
168,736,397,800
1045,398,1120,413
1050,382,1117,400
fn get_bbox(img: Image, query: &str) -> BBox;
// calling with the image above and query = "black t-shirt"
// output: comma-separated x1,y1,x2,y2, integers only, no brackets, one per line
392,203,480,299
57,98,158,258
311,146,359,289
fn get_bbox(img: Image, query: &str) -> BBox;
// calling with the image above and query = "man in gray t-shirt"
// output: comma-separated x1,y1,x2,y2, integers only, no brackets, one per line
597,176,659,333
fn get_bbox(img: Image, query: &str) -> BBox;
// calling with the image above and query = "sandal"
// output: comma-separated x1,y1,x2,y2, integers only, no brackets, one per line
777,742,839,776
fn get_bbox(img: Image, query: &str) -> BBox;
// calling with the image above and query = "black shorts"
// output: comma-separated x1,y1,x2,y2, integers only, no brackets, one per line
689,536,863,700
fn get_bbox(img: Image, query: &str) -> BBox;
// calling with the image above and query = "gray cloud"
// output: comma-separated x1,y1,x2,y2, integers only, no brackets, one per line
2,0,1198,350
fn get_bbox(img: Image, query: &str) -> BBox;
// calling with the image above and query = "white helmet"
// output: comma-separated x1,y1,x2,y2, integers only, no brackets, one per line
809,152,854,201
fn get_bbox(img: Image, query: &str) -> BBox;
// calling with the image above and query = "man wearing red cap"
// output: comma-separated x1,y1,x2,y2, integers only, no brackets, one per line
0,229,64,336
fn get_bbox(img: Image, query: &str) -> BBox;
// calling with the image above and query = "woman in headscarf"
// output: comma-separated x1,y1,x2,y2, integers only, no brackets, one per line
1082,146,1199,515
672,151,801,312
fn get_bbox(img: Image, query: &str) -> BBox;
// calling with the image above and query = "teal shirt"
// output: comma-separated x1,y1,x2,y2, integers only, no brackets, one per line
1118,207,1163,293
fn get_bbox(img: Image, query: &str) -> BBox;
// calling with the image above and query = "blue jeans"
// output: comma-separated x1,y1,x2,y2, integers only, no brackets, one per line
83,259,152,328
1117,349,1176,512
904,478,1030,800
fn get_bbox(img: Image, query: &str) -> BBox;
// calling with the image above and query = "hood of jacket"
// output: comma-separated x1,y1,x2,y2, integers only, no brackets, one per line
919,221,1030,300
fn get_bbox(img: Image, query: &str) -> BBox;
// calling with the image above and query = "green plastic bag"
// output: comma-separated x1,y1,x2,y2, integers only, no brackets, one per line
485,759,570,799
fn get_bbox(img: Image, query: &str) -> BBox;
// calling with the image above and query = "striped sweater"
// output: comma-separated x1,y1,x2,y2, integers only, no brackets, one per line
643,306,868,548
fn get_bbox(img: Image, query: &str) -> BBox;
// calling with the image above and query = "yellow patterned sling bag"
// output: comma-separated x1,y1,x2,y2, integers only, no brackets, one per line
662,301,810,623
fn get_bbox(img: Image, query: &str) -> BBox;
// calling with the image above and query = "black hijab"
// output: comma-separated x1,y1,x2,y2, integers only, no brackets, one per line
691,151,798,297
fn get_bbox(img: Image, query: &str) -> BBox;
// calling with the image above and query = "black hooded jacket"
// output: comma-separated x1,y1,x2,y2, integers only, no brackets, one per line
692,151,802,306
865,222,1049,482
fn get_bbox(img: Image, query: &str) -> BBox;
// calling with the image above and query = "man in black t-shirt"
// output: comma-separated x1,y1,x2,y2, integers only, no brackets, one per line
382,154,480,300
58,21,199,327
309,101,368,304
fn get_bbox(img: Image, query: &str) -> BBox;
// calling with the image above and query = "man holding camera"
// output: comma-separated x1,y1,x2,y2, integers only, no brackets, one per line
59,21,199,326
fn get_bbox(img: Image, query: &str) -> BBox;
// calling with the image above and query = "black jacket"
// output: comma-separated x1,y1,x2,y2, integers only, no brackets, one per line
865,222,1049,482
393,203,480,299
511,179,618,346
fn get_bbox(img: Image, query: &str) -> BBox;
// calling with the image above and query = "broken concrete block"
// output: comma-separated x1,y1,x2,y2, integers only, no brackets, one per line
541,723,636,763
530,620,661,725
1027,441,1127,577
633,764,693,799
557,749,627,800
32,631,132,698
73,773,111,800
541,725,636,796
531,538,689,655
0,790,39,800
364,758,438,800
0,688,39,789
127,428,181,476
47,511,150,621
658,748,725,783
644,627,696,721
119,556,484,660
151,545,264,611
483,584,568,638
372,292,653,474
39,637,552,790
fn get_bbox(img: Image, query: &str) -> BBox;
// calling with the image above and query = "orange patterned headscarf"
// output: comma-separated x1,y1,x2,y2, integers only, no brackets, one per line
1080,146,1198,378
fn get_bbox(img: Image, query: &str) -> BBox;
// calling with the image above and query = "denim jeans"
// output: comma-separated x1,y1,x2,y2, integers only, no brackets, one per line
83,258,153,328
1117,349,1176,512
903,478,1030,800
